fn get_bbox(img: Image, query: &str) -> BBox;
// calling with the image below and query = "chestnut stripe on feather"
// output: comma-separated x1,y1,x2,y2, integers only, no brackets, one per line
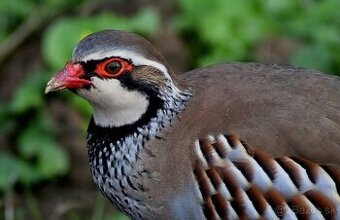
287,194,312,220
290,156,319,184
275,157,301,189
246,184,268,215
252,148,276,181
304,189,336,219
193,133,340,219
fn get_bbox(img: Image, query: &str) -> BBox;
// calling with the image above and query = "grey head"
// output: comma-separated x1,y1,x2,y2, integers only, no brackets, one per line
72,30,169,71
45,29,186,128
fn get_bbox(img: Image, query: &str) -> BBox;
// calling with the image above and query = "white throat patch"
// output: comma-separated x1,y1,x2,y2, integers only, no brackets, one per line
78,78,149,127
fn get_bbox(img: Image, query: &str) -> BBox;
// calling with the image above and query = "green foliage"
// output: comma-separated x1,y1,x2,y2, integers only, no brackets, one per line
175,0,268,65
0,71,69,193
10,71,49,114
175,0,340,75
0,0,34,19
0,153,25,192
0,6,159,195
0,0,35,39
287,0,340,73
0,0,85,42
18,116,69,182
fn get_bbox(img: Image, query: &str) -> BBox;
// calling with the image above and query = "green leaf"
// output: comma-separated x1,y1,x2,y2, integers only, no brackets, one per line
0,102,13,132
18,116,69,181
175,0,340,73
0,151,40,191
175,0,268,66
290,44,331,71
0,0,35,19
129,7,159,35
0,152,20,191
9,71,49,114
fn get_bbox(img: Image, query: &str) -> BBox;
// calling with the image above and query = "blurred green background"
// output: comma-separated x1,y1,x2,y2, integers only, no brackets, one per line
0,0,339,219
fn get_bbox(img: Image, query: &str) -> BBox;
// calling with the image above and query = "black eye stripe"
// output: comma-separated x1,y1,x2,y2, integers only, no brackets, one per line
80,60,97,72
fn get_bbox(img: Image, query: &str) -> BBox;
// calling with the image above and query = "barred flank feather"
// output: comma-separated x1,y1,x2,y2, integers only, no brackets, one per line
194,134,340,220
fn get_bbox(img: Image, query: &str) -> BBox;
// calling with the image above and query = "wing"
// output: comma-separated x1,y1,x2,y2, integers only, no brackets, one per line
193,133,340,219
181,63,340,164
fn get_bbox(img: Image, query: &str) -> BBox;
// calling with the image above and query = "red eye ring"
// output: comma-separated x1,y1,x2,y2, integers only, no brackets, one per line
96,57,132,77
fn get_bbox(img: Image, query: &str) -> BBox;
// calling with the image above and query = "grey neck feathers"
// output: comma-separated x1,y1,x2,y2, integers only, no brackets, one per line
87,83,191,218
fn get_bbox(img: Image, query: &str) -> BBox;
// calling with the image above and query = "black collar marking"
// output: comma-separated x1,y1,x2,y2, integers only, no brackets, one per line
87,92,164,144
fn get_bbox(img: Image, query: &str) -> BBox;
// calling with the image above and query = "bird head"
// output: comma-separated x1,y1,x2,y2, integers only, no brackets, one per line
45,30,184,128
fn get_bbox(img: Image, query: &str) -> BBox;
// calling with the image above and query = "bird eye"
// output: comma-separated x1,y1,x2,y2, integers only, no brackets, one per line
105,61,122,75
95,58,132,78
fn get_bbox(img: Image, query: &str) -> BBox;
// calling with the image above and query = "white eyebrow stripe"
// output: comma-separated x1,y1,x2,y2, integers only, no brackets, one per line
81,50,168,75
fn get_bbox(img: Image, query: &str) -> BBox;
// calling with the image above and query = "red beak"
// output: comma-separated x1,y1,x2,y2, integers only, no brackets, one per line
45,62,92,93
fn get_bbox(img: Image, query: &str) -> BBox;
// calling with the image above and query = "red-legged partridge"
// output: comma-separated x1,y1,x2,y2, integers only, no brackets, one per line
45,30,340,219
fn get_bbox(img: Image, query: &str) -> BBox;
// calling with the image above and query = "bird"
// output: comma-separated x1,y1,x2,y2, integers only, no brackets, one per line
45,29,340,219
